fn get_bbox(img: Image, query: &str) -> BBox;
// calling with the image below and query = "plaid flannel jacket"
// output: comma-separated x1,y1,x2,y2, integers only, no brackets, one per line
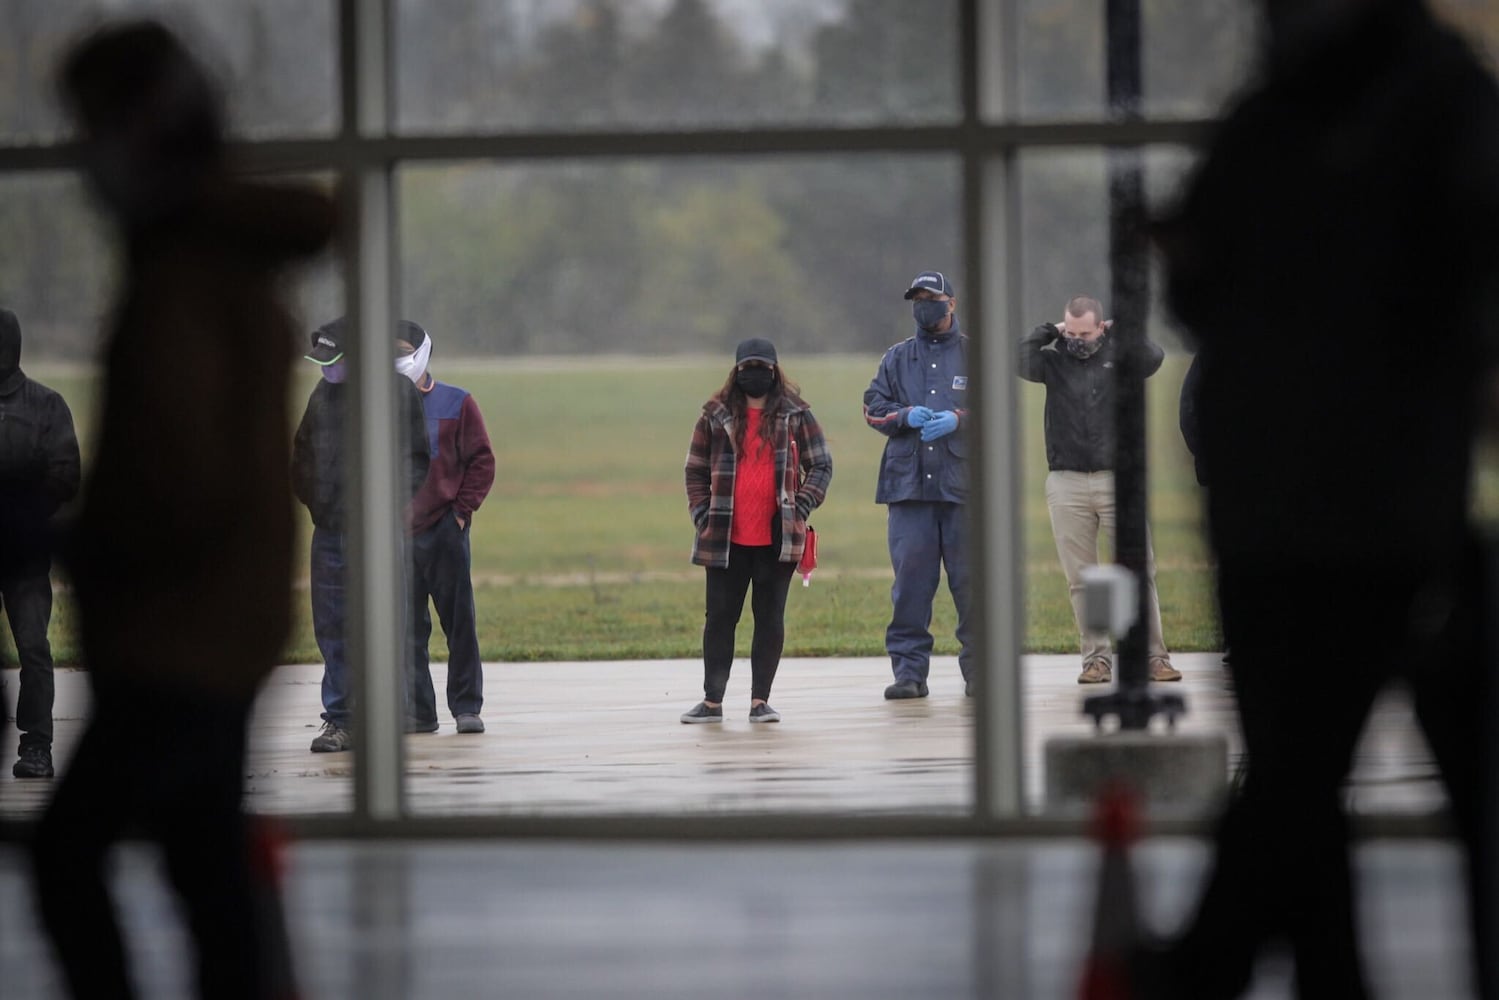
684,395,832,569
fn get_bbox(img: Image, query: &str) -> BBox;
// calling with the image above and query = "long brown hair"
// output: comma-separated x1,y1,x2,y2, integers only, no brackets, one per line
714,365,803,454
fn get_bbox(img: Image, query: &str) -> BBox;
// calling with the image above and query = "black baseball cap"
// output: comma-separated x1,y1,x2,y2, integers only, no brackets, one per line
305,318,344,365
904,270,955,300
735,337,778,366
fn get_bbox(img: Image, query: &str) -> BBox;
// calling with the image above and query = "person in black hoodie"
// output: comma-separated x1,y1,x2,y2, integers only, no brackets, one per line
38,21,334,1000
0,308,81,779
292,317,430,753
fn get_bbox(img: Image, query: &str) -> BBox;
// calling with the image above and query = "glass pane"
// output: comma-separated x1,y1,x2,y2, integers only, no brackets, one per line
1,0,337,144
1013,0,1257,121
0,170,350,820
1016,146,1449,817
396,155,974,815
394,0,961,134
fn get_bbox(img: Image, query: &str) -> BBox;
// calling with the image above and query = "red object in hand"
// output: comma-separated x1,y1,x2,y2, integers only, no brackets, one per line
799,525,818,586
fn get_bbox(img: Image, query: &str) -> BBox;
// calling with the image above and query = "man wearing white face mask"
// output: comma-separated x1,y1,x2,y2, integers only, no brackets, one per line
1018,295,1179,685
396,321,495,735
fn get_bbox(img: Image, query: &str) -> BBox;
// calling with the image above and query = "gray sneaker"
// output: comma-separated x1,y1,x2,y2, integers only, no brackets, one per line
310,721,353,753
680,702,724,724
455,713,485,734
748,703,781,723
883,680,929,700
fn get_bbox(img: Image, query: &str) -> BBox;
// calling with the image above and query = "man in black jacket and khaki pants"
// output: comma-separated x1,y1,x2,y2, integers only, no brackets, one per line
1018,295,1180,685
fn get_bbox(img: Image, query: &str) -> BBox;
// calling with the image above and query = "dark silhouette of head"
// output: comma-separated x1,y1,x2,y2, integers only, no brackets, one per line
57,20,225,225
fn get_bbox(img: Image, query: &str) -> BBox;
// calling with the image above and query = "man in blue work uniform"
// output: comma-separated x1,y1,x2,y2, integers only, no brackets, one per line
864,270,972,700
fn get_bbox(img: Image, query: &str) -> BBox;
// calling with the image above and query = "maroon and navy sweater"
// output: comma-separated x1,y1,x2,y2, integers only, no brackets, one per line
407,377,495,534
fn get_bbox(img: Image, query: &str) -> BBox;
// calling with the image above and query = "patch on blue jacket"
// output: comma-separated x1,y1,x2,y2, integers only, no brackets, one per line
421,382,469,457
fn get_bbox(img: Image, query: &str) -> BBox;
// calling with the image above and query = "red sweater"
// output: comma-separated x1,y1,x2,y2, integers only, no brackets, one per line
731,408,776,546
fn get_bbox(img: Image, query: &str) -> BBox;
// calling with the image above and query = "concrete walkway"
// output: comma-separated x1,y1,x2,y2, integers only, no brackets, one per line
1,653,1442,819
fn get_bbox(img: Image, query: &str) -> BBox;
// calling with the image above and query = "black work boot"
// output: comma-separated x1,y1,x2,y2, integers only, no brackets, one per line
13,744,54,778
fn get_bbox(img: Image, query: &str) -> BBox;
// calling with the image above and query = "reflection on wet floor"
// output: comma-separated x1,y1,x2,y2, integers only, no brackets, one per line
0,839,1475,999
1,653,1442,819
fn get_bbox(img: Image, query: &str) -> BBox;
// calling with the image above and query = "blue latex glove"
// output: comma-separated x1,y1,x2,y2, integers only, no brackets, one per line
920,410,959,441
905,406,936,428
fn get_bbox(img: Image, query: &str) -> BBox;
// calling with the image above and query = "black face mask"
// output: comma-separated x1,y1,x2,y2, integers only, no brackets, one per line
735,368,776,399
913,299,950,333
1063,334,1104,360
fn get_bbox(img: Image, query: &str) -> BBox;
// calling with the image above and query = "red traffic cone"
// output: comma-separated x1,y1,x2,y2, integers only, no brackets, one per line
1078,781,1143,1000
249,816,302,1000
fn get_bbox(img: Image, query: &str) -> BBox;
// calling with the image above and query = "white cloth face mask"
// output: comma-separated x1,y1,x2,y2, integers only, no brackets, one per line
396,334,433,384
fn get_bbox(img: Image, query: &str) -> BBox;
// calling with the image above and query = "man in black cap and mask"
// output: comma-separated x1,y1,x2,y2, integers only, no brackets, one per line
0,307,81,779
293,317,431,752
863,270,974,700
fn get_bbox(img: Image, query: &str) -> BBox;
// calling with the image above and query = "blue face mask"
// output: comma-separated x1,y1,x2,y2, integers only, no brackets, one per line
913,299,950,332
321,359,348,383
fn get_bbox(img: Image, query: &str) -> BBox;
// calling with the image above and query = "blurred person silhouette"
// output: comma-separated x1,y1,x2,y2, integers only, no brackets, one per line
396,321,494,735
0,308,81,779
863,270,974,700
1143,0,1499,996
680,338,831,724
293,317,430,752
1018,297,1180,685
35,20,334,1000
1176,351,1206,489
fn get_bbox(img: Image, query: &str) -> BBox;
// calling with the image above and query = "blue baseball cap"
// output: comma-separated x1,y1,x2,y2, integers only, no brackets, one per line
903,270,955,299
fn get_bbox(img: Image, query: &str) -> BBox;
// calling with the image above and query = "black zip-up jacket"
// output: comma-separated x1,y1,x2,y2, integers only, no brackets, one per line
1017,323,1164,473
291,375,430,531
0,369,81,576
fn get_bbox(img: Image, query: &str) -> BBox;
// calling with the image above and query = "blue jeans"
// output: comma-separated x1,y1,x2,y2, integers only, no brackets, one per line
309,526,350,727
885,501,973,683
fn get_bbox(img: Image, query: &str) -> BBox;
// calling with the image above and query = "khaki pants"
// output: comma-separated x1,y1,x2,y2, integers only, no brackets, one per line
1043,470,1171,667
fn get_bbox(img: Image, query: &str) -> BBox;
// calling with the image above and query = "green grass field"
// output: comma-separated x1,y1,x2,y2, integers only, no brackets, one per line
8,353,1223,665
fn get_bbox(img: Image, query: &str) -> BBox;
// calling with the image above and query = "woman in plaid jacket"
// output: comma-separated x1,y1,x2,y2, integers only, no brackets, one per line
681,338,832,725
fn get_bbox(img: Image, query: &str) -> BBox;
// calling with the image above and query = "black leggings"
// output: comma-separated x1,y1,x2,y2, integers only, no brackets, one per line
702,542,796,703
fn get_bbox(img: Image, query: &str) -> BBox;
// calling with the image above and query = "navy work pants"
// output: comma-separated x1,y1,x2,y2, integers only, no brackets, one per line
885,501,972,684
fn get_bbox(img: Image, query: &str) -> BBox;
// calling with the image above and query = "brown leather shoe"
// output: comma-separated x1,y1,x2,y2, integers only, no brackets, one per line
1077,659,1112,684
1149,659,1183,682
